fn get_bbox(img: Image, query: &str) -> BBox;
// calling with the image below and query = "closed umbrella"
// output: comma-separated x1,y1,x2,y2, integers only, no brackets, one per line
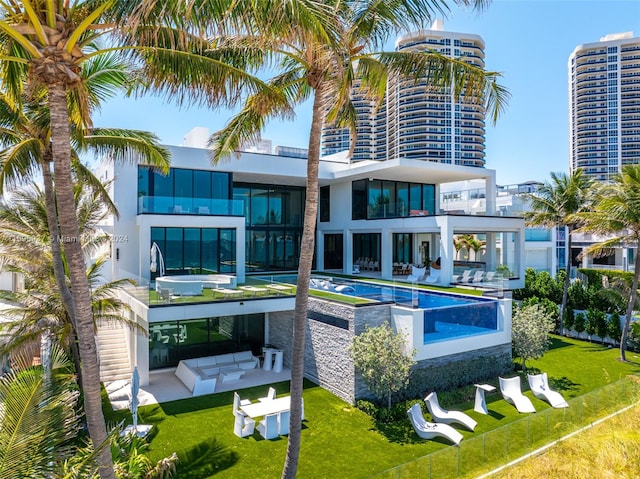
130,366,140,432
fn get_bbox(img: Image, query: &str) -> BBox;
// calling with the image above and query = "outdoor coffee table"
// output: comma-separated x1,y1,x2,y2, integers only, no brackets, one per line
220,368,244,382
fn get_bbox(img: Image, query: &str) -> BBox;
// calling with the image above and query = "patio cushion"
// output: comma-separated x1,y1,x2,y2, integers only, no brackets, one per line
197,356,217,367
215,353,235,366
234,351,253,362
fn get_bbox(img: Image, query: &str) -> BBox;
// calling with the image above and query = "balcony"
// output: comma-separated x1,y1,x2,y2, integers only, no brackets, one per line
138,196,244,216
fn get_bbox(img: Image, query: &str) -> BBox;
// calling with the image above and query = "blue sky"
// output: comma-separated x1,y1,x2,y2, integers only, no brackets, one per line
93,0,639,186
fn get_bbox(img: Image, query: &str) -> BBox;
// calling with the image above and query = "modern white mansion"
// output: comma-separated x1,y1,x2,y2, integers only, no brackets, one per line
93,137,524,403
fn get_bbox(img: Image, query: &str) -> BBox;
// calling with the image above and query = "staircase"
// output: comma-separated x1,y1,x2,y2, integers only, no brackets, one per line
96,323,131,383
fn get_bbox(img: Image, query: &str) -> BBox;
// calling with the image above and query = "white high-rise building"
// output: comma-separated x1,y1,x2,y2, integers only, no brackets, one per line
569,32,640,181
321,20,487,167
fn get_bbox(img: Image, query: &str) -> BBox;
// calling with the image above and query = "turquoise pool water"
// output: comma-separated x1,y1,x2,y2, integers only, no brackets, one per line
260,275,499,344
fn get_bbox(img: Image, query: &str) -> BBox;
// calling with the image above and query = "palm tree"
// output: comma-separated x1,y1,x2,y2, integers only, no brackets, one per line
523,170,593,335
210,2,509,476
0,347,86,478
0,4,302,472
572,165,640,361
0,184,140,386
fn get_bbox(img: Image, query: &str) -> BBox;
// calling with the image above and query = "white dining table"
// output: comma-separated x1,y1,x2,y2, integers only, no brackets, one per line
240,396,291,418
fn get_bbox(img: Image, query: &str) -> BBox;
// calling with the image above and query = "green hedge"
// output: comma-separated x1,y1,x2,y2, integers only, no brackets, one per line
399,353,513,401
578,268,634,288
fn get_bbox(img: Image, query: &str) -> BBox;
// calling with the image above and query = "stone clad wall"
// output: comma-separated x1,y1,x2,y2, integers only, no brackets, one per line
264,298,512,406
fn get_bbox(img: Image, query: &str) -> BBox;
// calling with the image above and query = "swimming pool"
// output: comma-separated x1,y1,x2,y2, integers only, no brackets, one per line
263,275,499,344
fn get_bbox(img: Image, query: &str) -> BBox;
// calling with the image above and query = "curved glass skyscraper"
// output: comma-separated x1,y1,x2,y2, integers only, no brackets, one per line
321,20,487,167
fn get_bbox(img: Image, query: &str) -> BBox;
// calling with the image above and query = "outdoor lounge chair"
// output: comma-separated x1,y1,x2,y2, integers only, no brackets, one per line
469,270,485,283
424,392,477,431
423,267,441,284
528,372,569,408
257,413,279,440
407,266,426,282
499,376,536,413
454,270,473,283
233,410,255,438
407,404,463,445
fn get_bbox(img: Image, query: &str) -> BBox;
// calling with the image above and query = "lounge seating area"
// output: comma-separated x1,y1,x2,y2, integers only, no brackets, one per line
155,274,237,297
175,351,260,396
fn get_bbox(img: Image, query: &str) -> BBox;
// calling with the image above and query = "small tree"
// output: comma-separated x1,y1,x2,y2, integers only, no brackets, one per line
564,307,575,334
585,308,598,340
512,304,555,371
607,312,623,345
350,323,416,409
594,310,609,344
574,312,586,337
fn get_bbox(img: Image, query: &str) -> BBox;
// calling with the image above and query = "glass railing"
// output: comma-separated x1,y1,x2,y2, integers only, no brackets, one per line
137,196,244,216
370,376,640,479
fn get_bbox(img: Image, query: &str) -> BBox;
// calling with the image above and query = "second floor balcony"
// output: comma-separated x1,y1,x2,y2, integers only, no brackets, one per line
138,195,244,216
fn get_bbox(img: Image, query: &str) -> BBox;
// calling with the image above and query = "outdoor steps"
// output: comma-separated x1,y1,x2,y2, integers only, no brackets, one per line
96,323,131,383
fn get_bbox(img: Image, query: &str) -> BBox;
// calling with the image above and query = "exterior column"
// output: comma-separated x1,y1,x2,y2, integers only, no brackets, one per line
436,217,454,284
381,228,393,280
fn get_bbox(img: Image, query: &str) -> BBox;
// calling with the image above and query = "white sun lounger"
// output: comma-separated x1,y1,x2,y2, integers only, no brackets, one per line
499,376,536,413
424,392,477,431
528,372,569,408
407,404,463,445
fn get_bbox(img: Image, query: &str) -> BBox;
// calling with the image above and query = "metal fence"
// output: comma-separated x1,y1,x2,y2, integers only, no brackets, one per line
370,376,640,479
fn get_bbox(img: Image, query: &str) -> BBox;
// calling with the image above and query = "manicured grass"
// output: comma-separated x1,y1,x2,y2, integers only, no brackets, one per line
104,337,640,479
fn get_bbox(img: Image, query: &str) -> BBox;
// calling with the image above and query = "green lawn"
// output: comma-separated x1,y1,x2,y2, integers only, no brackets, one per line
104,336,640,479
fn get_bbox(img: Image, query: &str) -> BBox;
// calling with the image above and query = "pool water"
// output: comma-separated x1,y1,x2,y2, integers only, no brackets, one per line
259,275,500,343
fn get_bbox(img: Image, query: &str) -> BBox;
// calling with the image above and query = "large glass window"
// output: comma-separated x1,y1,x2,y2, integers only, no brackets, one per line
149,314,265,369
393,233,413,263
353,233,381,266
320,186,330,222
138,166,234,215
151,227,236,278
234,182,305,271
352,179,435,219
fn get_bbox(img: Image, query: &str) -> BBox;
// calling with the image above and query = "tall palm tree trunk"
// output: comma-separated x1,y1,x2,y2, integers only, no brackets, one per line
620,245,640,361
560,226,573,334
282,88,323,479
48,84,115,479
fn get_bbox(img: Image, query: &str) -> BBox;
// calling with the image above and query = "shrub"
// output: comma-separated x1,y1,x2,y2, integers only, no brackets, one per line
567,280,595,311
522,296,560,330
564,307,575,332
607,312,622,345
594,309,608,343
574,312,586,335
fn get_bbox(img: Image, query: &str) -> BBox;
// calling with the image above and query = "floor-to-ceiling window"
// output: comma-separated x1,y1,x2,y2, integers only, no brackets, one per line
234,182,305,272
149,314,265,369
392,233,413,263
353,233,381,267
151,227,236,279
324,233,344,269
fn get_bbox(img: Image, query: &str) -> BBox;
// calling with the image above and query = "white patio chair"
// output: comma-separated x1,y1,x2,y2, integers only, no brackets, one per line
499,376,536,413
423,267,441,284
259,386,276,402
233,410,255,438
528,372,569,408
424,392,477,431
257,413,279,440
233,391,251,414
407,266,426,282
470,270,485,283
454,270,473,283
278,409,290,435
407,404,463,445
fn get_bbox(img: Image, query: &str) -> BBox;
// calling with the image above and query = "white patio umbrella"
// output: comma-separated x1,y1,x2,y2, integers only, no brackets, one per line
130,366,140,432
